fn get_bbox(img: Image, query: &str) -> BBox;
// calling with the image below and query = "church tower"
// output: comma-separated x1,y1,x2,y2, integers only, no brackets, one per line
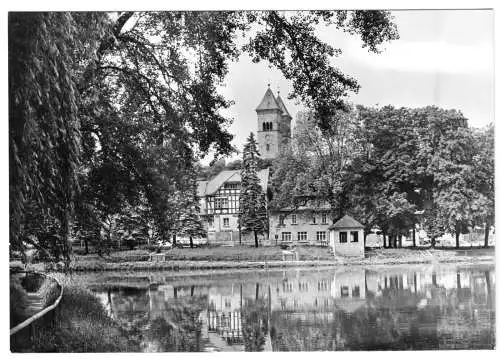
256,85,292,160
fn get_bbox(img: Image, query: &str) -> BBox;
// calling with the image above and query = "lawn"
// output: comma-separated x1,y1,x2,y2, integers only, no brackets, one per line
14,244,494,272
73,245,333,263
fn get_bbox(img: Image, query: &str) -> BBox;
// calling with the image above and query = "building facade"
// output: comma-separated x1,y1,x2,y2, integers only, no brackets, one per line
268,203,332,246
197,169,270,245
256,86,292,160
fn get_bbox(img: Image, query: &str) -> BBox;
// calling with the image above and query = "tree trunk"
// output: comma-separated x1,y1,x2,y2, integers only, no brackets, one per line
172,234,176,246
398,234,403,248
412,227,416,247
455,230,460,249
484,221,490,248
383,233,387,248
189,236,193,249
84,238,89,255
62,208,72,272
484,271,491,305
254,231,259,248
430,237,436,248
256,283,260,300
364,231,367,247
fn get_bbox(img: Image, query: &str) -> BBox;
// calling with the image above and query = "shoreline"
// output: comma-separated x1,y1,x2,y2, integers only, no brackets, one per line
22,256,494,273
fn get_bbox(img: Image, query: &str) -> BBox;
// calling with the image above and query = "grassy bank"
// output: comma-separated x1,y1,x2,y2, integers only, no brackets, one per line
11,246,493,272
28,278,140,352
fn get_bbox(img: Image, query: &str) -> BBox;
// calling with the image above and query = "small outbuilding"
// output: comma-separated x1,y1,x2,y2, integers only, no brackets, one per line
329,215,365,258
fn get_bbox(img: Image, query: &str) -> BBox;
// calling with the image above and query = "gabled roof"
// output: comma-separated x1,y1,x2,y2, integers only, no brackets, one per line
276,94,291,118
256,87,281,111
331,214,364,229
199,168,270,196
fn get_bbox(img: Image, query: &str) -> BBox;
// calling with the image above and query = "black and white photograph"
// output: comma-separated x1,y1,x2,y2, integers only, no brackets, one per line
6,1,496,353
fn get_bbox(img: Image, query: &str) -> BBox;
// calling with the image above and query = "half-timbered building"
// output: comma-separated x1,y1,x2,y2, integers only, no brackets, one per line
197,168,270,245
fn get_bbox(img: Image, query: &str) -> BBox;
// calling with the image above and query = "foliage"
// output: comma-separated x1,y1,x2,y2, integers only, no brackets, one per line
239,133,269,247
10,11,399,261
173,167,207,247
470,124,495,246
271,104,493,248
9,13,83,264
244,11,398,131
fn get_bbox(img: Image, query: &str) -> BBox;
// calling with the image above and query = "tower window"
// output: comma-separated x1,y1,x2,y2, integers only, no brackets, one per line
263,122,273,131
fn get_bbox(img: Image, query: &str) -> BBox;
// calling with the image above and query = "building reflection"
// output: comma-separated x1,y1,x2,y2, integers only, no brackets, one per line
93,265,495,351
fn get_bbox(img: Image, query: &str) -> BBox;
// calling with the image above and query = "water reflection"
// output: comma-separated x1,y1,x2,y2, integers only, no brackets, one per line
89,265,495,351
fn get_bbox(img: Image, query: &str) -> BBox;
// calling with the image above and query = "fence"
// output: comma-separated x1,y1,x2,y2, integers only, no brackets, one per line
10,271,64,352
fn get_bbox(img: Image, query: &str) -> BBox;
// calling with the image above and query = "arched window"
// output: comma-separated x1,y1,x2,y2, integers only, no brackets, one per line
266,143,270,152
269,122,273,131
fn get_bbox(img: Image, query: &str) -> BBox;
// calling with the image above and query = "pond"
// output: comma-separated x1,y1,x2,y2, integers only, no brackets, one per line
84,264,495,351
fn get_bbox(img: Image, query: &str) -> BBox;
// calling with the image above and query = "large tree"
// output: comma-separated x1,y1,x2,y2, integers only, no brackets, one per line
10,11,398,260
471,124,495,247
239,133,269,248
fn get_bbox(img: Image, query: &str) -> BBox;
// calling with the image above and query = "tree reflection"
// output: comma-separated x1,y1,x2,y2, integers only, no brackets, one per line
241,284,270,351
144,295,208,352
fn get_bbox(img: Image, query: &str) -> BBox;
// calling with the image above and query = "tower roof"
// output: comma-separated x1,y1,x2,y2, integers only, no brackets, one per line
256,87,281,111
276,94,291,118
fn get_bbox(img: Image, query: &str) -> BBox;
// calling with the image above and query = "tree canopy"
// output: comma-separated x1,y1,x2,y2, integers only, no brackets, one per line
10,10,399,259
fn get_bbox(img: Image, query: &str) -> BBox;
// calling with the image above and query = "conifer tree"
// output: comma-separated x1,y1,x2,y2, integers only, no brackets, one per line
175,168,206,248
239,133,268,248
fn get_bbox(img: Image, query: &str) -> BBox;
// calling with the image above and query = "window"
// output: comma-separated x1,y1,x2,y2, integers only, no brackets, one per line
341,286,349,298
224,183,239,190
351,231,359,242
297,232,308,241
312,215,316,224
339,231,348,243
223,218,229,227
214,197,228,209
266,143,270,152
225,299,231,308
291,214,297,224
321,213,328,224
263,122,274,131
352,286,360,298
279,215,285,226
316,231,326,242
282,232,292,241
208,217,214,226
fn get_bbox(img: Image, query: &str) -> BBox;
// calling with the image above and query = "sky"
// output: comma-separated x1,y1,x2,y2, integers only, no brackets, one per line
215,9,494,163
